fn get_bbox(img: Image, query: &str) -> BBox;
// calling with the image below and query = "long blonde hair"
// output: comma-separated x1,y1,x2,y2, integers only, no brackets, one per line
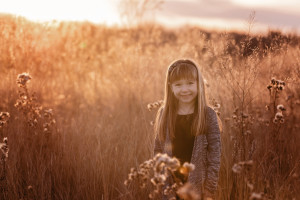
154,59,208,141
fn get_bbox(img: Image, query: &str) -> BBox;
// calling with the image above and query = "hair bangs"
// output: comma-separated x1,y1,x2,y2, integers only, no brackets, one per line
169,64,198,83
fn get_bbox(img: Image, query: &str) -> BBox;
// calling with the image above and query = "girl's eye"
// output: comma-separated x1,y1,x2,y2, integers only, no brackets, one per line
175,84,181,87
189,82,195,85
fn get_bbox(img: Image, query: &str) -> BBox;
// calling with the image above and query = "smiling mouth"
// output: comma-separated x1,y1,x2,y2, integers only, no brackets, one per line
180,94,191,97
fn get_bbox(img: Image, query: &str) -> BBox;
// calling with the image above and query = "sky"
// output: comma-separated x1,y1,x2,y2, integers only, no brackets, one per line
0,0,300,33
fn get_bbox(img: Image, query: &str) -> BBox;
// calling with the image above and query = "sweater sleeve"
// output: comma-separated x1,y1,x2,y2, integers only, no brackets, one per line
205,107,221,194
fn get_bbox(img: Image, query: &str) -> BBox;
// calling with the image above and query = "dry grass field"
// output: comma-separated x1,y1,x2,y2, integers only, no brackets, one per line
0,13,299,199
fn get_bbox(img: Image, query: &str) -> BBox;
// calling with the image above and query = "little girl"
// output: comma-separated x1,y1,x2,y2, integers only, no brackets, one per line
154,59,221,200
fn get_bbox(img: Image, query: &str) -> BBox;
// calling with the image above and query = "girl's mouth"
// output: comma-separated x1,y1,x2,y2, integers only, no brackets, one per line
180,94,191,96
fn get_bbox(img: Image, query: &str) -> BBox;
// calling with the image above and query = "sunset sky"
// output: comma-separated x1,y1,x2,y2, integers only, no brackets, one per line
1,0,300,33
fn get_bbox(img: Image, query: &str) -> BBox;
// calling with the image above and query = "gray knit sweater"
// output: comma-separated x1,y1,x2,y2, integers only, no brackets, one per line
154,106,221,196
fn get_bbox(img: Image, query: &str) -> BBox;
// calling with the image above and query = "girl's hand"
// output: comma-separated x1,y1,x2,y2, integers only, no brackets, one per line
205,197,213,200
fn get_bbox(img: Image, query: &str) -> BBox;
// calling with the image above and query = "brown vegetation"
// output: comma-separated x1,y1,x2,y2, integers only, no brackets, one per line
0,14,299,199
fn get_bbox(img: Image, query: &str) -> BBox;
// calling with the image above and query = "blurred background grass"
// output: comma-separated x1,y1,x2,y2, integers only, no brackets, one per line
0,13,299,199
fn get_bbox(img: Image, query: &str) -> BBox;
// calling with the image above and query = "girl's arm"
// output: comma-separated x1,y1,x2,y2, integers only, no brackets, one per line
205,107,221,196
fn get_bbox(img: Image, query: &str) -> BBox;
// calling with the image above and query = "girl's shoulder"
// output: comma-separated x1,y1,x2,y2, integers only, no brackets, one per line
205,106,216,116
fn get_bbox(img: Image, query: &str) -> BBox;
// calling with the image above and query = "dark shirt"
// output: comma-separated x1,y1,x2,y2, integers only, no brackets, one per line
172,113,196,184
172,113,195,165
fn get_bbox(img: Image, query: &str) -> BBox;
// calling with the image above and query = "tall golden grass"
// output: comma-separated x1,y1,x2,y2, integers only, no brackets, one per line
0,13,299,199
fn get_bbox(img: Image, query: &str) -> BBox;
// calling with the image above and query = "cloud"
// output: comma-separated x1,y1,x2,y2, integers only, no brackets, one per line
158,0,300,29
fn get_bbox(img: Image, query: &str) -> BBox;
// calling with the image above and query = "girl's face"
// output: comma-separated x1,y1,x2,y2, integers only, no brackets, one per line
171,78,198,105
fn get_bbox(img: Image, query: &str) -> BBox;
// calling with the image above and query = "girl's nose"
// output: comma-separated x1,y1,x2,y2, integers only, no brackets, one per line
181,85,189,91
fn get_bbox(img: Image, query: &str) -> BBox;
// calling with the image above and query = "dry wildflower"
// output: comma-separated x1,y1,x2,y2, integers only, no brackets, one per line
239,160,253,166
0,136,8,197
148,193,154,199
125,153,195,199
245,160,253,166
0,112,10,121
232,160,253,174
16,72,32,87
211,99,221,115
271,77,276,85
245,130,252,135
15,73,56,135
214,103,220,109
0,112,10,128
249,192,263,200
0,138,9,160
147,100,164,111
154,153,180,172
242,113,249,118
232,163,242,174
275,112,283,119
276,104,285,111
44,109,53,118
183,162,195,172
269,77,285,91
273,118,278,124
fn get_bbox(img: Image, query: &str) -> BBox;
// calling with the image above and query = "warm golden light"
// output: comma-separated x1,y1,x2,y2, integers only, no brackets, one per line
1,0,299,32
0,0,120,24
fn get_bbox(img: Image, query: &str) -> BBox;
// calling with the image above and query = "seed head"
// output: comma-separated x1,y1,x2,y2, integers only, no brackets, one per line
147,100,163,111
3,137,8,144
276,104,285,111
271,77,276,85
183,162,195,172
267,85,272,90
249,192,263,200
242,113,248,118
278,85,284,90
17,72,32,87
245,130,252,135
275,112,283,119
232,163,242,174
